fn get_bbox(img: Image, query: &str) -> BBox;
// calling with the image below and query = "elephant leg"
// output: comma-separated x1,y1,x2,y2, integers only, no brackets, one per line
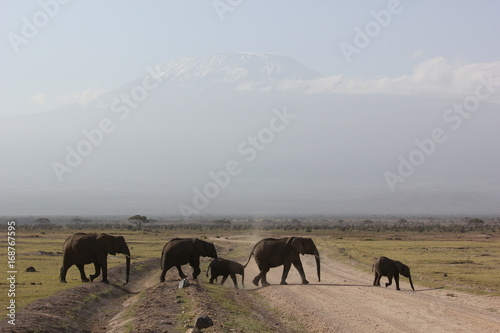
192,265,201,280
229,273,239,289
160,264,172,282
394,273,401,290
175,266,188,279
90,262,101,282
260,268,271,287
252,273,261,286
209,274,217,284
99,257,109,284
292,259,309,285
373,272,380,286
191,257,201,280
220,274,229,285
253,263,270,287
60,264,71,283
385,274,393,288
252,267,265,286
76,265,90,282
280,261,292,285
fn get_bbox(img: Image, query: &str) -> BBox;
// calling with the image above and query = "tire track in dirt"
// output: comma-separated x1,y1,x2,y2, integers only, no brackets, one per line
93,258,164,333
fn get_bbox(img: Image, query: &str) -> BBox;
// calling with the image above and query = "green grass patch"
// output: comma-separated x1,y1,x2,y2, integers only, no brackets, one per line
176,288,196,330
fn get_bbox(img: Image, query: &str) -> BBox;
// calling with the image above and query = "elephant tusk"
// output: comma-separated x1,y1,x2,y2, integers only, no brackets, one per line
110,254,138,260
124,254,138,260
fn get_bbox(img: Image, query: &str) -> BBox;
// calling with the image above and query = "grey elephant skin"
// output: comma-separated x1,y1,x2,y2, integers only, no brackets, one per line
373,256,415,291
160,238,217,282
206,258,245,289
60,233,131,284
245,237,320,287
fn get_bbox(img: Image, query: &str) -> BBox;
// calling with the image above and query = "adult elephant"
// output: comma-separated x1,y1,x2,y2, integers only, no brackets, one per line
160,238,217,282
244,237,320,287
373,256,415,291
60,233,131,284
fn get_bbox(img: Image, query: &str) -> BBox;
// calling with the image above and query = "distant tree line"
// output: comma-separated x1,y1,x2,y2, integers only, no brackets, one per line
9,217,499,233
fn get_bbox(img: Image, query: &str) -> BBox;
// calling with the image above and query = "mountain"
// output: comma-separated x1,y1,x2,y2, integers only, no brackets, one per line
1,53,500,217
151,52,323,87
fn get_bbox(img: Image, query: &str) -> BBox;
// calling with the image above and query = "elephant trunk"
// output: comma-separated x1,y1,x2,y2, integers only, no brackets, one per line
408,272,415,291
124,247,131,285
314,248,321,282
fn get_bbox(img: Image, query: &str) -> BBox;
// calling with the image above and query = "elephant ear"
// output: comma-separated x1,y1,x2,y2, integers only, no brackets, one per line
97,233,116,255
396,261,411,277
113,236,127,254
192,238,204,255
193,238,217,258
395,261,407,274
290,237,307,254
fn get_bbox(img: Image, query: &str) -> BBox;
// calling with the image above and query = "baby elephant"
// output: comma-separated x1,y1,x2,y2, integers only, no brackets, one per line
206,258,245,289
373,256,415,291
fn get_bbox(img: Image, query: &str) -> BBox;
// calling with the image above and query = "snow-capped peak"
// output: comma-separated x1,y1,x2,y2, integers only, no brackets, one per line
153,53,323,86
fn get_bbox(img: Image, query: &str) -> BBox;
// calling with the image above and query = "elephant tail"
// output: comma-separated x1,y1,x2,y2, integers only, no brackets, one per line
206,260,213,278
243,252,254,268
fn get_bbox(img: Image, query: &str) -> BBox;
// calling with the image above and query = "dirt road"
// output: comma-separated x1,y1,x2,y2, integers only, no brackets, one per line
246,254,500,333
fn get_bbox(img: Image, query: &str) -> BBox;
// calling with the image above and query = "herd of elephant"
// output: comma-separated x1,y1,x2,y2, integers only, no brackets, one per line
59,233,414,291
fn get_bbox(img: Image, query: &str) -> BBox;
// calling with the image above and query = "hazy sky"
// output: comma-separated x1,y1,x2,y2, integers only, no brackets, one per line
2,0,499,115
1,1,499,217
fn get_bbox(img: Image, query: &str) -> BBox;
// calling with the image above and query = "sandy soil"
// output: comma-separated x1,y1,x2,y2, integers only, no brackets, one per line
1,247,499,332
